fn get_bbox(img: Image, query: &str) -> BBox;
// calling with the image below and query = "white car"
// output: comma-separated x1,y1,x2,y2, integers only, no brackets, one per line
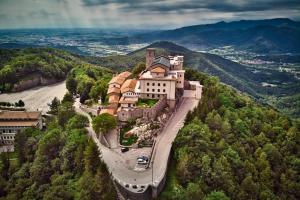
137,156,149,165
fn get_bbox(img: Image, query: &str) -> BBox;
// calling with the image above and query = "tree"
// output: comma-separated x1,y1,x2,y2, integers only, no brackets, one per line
57,102,76,128
48,97,60,115
80,87,90,104
15,99,25,107
239,175,259,199
204,191,230,200
186,182,204,200
66,114,89,130
92,113,116,134
61,92,74,104
0,152,10,180
84,140,101,174
132,62,145,77
89,80,107,102
66,75,77,94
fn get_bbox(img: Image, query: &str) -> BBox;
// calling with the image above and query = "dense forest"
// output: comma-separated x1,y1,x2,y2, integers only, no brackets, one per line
160,68,300,200
0,94,116,200
0,48,79,92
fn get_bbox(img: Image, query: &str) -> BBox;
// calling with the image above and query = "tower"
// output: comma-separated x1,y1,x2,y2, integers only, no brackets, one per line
146,48,155,69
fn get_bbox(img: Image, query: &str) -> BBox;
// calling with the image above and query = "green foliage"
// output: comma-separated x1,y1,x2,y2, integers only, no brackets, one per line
92,113,117,134
0,48,76,92
161,69,300,200
0,101,116,199
204,191,230,200
66,63,112,104
132,62,146,77
48,97,61,115
0,100,25,107
62,92,74,104
89,80,107,102
66,75,77,95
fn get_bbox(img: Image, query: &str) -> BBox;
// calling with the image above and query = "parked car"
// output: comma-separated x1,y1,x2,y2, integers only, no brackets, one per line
121,147,129,153
137,156,149,165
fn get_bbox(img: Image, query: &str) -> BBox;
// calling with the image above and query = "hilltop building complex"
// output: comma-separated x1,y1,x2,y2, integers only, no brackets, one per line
100,48,202,122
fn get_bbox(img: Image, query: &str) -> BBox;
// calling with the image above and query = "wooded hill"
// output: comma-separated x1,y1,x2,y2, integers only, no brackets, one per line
160,68,300,200
0,95,116,200
0,48,88,92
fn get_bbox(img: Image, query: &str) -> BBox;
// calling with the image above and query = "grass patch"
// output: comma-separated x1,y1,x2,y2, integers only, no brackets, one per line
137,99,158,107
120,125,138,146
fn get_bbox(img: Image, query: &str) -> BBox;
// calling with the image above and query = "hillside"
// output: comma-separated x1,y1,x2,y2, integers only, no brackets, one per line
0,48,113,94
126,18,300,53
0,48,83,93
0,95,116,200
160,68,300,200
84,41,300,117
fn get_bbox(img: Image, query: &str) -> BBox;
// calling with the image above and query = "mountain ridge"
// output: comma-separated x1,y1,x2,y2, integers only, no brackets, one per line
126,18,300,53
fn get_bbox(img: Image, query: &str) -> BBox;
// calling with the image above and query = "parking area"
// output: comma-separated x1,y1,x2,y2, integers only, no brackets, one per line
112,146,152,171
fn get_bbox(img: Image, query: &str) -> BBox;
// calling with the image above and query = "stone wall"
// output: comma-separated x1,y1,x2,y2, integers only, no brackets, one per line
142,97,167,121
12,75,60,92
117,97,167,122
118,108,143,122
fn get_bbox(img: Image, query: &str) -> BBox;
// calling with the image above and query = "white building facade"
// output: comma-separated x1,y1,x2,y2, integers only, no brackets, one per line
137,49,185,108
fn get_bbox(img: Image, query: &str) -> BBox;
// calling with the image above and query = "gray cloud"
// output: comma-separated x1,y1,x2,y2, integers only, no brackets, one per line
81,0,300,13
0,0,299,29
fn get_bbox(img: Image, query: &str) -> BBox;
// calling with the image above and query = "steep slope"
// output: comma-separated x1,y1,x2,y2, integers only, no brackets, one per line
160,68,300,200
127,18,300,53
0,48,110,93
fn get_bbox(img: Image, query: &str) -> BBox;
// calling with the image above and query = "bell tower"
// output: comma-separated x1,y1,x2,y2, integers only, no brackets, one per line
146,48,155,69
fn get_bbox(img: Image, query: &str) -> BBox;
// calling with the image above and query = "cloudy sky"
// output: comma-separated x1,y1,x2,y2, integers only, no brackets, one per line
0,0,299,29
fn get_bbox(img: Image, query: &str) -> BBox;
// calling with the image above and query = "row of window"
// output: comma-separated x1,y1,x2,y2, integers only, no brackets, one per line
146,94,161,98
146,82,166,87
1,135,14,140
1,140,13,145
146,88,166,93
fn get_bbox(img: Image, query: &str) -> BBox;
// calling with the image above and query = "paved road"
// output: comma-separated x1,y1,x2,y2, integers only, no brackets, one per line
0,81,67,113
74,93,199,193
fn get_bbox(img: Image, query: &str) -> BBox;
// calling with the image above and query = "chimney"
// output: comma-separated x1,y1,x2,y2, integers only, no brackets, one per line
146,48,155,69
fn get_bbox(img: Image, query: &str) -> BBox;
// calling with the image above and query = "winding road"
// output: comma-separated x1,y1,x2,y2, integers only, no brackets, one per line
74,90,199,195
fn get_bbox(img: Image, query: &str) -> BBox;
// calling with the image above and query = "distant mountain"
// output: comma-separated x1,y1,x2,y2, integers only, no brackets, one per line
85,41,300,117
127,18,300,53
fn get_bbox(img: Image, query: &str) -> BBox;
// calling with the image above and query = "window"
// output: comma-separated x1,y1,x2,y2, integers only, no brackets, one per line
158,89,160,92
152,94,155,98
152,83,155,86
147,94,149,97
158,83,160,86
147,88,149,92
152,89,155,92
163,89,166,92
163,83,166,87
147,82,149,86
158,94,160,97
